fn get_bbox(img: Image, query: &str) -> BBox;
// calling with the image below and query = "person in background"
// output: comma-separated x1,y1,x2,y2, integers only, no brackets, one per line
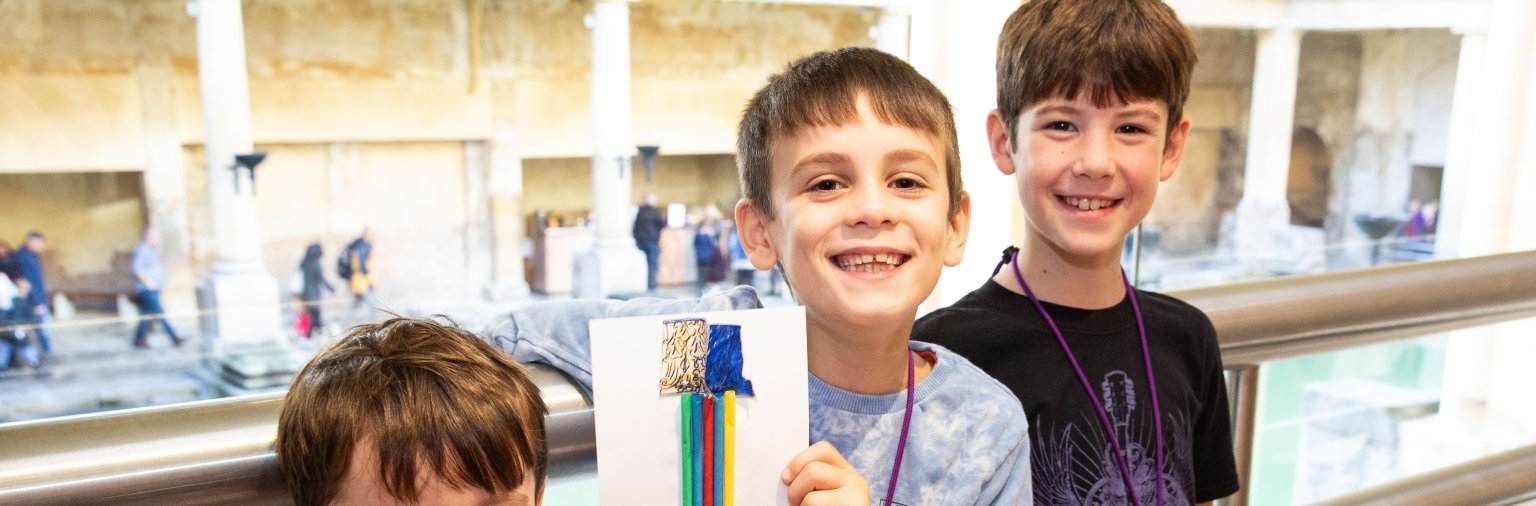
693,205,722,294
728,224,755,288
15,231,52,358
298,243,334,338
0,240,18,281
632,192,667,291
132,226,182,349
0,271,38,369
345,228,376,310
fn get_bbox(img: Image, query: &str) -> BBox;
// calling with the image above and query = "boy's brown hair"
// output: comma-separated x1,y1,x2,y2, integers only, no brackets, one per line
996,0,1198,146
276,316,548,506
737,46,963,220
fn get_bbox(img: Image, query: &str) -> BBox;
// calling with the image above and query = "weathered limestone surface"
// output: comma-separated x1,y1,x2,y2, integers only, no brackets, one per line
0,0,874,308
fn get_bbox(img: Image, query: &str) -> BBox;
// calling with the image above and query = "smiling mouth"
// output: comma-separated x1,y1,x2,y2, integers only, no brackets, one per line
1061,196,1120,211
832,252,909,272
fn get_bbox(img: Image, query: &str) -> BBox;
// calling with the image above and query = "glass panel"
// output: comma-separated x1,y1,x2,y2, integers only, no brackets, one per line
1246,316,1536,504
1134,28,1460,291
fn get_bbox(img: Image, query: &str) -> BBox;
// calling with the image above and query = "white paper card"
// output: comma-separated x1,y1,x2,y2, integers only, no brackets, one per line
590,306,809,506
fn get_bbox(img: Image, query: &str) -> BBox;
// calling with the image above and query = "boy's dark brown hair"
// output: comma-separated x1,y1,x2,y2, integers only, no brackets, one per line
737,46,963,220
276,316,548,506
996,0,1198,146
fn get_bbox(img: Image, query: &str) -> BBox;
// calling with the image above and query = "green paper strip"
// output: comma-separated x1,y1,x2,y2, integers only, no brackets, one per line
682,394,693,506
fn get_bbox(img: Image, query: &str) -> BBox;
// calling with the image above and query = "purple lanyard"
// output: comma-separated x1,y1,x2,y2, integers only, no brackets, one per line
1000,249,1165,506
883,349,916,506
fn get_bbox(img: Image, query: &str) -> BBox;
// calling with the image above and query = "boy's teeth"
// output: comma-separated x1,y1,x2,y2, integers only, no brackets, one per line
833,252,907,271
1066,197,1110,210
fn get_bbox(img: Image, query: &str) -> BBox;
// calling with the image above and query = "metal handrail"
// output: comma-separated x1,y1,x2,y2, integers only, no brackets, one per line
0,251,1533,505
0,364,593,505
1173,250,1536,506
1176,251,1536,366
1313,444,1536,506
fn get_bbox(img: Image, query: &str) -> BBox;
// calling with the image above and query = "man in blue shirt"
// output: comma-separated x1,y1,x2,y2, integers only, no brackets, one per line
14,231,52,357
132,227,182,348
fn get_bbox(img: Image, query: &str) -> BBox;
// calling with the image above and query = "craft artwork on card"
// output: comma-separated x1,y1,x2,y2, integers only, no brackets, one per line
590,306,809,506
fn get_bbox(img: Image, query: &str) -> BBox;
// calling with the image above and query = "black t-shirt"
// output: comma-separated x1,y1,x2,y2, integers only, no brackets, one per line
914,279,1240,505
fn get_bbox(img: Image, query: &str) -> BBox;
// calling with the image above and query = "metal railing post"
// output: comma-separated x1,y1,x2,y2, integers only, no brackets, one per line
1228,365,1261,506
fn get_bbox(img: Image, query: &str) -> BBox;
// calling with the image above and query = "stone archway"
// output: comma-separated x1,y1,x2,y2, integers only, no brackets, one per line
1288,128,1332,228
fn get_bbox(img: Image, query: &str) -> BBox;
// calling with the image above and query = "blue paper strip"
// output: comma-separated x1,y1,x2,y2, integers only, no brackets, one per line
705,324,755,396
714,394,725,506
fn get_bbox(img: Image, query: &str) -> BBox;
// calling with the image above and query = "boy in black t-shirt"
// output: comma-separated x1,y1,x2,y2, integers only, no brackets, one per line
913,0,1239,504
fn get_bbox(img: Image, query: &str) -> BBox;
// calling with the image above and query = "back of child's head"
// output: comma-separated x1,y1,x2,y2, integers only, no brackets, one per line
737,46,962,220
996,0,1197,143
276,316,548,506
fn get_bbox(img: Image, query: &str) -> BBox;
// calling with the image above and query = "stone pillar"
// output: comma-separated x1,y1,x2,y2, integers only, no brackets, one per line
134,62,196,316
1236,27,1315,271
464,141,495,298
1439,0,1536,434
1434,29,1490,422
192,0,297,392
1441,0,1534,258
905,0,943,80
876,3,911,61
1434,30,1487,259
574,0,647,298
487,124,531,299
1513,31,1536,253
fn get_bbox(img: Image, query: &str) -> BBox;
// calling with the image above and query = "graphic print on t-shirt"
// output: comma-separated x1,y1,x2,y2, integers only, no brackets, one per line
1034,370,1193,506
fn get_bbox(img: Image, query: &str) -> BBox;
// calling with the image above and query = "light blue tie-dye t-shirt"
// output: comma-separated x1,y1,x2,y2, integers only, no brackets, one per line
483,287,1032,505
810,341,1031,505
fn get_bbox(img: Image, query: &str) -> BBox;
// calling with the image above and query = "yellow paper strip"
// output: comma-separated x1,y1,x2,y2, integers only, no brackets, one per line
724,390,736,506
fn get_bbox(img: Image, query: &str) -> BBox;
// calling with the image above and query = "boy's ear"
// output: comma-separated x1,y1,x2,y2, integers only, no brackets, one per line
986,110,1019,176
733,198,780,270
1159,116,1192,181
944,191,972,267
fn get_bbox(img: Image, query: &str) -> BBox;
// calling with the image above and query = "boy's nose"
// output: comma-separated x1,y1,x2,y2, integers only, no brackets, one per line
1073,132,1117,179
846,184,897,228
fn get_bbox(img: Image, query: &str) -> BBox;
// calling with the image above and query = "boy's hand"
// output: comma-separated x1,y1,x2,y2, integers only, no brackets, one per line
781,441,870,506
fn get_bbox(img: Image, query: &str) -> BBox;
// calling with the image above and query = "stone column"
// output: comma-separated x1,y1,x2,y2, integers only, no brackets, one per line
876,2,911,61
905,0,943,80
1513,32,1536,253
1441,0,1533,258
574,0,647,298
487,124,531,299
134,62,196,316
192,0,296,392
464,141,495,297
1434,29,1487,259
1235,27,1313,271
1439,0,1536,434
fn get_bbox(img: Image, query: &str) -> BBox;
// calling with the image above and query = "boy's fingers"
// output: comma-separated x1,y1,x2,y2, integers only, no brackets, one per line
782,441,851,483
784,461,845,506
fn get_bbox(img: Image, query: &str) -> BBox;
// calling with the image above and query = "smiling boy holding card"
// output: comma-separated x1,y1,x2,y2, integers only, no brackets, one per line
487,47,1029,505
734,47,1030,505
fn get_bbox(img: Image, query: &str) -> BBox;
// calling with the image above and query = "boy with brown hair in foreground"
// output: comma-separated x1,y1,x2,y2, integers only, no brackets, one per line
914,0,1239,504
487,46,1031,505
276,316,548,506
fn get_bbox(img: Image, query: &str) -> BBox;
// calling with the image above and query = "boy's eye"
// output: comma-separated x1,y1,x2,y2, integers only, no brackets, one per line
890,178,921,190
811,179,844,192
1116,124,1150,134
1044,121,1075,131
